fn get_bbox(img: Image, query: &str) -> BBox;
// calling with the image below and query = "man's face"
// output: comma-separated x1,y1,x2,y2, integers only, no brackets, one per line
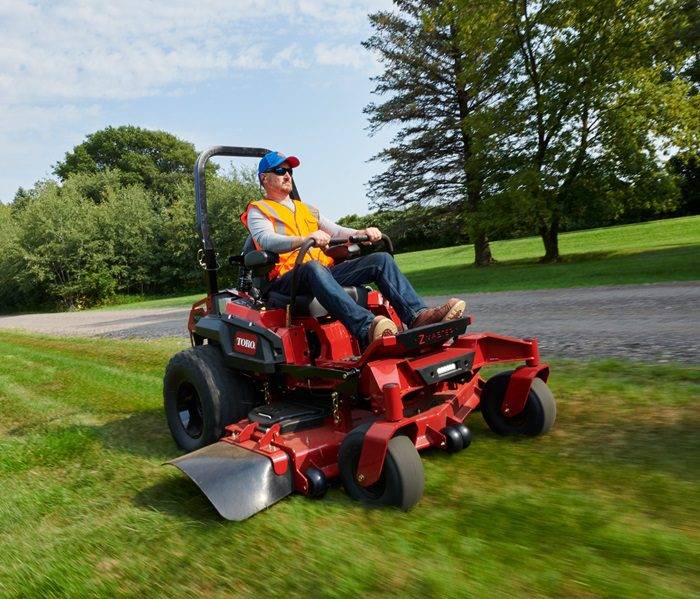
261,161,293,196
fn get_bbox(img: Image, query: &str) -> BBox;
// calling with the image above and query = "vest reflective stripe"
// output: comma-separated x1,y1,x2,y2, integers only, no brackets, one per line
240,199,334,279
251,201,289,236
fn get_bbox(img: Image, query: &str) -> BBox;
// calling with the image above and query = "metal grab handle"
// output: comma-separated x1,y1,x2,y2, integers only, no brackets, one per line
347,234,369,244
346,233,394,255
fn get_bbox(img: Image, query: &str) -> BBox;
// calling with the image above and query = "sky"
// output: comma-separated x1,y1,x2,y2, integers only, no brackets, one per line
0,0,397,220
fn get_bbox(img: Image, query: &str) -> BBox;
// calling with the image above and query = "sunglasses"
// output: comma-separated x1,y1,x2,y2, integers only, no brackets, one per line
266,166,293,176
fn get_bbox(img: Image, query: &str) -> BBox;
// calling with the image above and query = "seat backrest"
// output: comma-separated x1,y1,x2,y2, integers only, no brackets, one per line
239,234,272,294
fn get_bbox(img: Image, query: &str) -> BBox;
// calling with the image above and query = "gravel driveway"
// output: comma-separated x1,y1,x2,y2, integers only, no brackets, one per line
1,282,698,364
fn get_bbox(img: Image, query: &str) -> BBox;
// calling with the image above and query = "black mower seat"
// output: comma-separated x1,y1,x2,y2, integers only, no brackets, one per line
266,286,369,318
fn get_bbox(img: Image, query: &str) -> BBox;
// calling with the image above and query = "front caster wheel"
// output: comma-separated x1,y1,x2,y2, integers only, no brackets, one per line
455,424,472,448
339,424,424,511
441,426,464,453
481,372,556,436
305,467,328,499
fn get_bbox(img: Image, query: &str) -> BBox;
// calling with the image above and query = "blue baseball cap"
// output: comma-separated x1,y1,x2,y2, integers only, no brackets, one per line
258,151,300,175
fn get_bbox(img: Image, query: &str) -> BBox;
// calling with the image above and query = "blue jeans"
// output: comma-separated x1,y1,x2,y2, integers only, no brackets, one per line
268,252,427,340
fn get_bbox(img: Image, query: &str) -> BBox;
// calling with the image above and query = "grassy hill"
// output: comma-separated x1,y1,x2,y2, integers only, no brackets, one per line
396,215,700,295
100,216,700,310
0,332,697,596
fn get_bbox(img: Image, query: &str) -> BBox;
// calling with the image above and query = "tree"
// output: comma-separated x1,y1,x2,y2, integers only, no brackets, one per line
54,126,204,198
668,152,699,216
502,0,698,260
14,181,115,309
364,0,516,265
0,204,25,311
97,182,160,294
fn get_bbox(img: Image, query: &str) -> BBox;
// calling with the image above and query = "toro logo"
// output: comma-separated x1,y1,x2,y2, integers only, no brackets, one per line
233,331,258,356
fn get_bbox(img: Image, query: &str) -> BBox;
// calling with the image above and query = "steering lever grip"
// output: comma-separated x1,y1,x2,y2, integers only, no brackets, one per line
348,234,369,243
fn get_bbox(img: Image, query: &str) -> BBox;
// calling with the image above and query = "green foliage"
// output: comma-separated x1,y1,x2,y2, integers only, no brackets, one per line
13,180,114,309
53,125,206,197
2,165,259,312
338,203,468,253
668,152,700,216
0,205,24,310
367,0,699,262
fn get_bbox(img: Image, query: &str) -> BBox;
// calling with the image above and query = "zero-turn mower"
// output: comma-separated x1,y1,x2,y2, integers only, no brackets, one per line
164,146,556,520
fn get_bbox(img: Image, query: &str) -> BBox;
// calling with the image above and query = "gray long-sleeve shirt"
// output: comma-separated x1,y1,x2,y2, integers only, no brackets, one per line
247,198,357,253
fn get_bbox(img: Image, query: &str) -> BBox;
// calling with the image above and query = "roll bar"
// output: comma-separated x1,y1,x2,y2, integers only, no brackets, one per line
194,146,300,297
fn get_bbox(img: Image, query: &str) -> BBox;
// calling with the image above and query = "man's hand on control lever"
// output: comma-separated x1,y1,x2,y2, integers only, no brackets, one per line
357,227,382,244
305,230,331,249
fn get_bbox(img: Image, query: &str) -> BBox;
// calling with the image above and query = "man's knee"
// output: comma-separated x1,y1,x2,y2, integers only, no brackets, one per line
366,251,394,268
300,260,330,280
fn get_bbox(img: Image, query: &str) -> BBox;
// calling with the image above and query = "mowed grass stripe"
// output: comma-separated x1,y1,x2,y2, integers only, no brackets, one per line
0,335,174,418
0,332,698,597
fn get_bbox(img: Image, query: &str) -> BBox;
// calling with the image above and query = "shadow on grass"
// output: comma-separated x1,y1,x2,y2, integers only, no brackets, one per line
133,476,224,523
565,418,700,482
93,409,176,461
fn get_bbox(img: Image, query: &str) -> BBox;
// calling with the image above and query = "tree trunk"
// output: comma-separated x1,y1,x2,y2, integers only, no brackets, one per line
473,230,494,266
539,216,560,262
449,22,493,267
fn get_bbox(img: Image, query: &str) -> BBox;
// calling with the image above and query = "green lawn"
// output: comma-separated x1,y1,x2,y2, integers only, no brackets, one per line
101,216,700,310
0,332,698,597
396,215,700,295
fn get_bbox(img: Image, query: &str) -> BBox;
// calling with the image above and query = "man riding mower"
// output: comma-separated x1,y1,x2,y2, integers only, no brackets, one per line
163,146,556,521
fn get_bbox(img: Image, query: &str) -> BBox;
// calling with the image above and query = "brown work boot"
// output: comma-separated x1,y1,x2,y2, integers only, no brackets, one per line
411,298,466,328
367,315,398,343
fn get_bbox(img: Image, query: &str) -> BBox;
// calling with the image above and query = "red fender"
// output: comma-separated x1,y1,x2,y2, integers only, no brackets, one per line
501,364,550,417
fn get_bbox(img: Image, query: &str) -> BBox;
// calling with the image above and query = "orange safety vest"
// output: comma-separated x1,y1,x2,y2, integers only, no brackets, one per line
240,198,334,280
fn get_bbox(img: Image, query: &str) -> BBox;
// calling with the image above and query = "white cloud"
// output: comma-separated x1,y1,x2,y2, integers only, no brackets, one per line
314,43,370,70
0,0,390,104
0,0,393,201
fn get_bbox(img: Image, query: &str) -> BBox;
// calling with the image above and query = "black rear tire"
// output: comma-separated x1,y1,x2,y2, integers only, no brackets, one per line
339,423,424,510
163,344,258,451
481,371,556,436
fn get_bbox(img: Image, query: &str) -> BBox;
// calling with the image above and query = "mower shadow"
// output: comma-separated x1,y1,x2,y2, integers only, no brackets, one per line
93,409,181,462
134,476,224,523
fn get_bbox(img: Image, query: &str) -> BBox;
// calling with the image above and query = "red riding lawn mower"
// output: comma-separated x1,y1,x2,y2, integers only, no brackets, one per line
164,146,556,521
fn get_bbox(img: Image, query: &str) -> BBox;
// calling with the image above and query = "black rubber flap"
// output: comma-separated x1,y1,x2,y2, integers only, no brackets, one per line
167,441,292,521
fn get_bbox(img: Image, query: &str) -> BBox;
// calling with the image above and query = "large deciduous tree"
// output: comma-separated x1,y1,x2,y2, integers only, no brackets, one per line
503,0,699,260
54,126,201,198
364,0,515,266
